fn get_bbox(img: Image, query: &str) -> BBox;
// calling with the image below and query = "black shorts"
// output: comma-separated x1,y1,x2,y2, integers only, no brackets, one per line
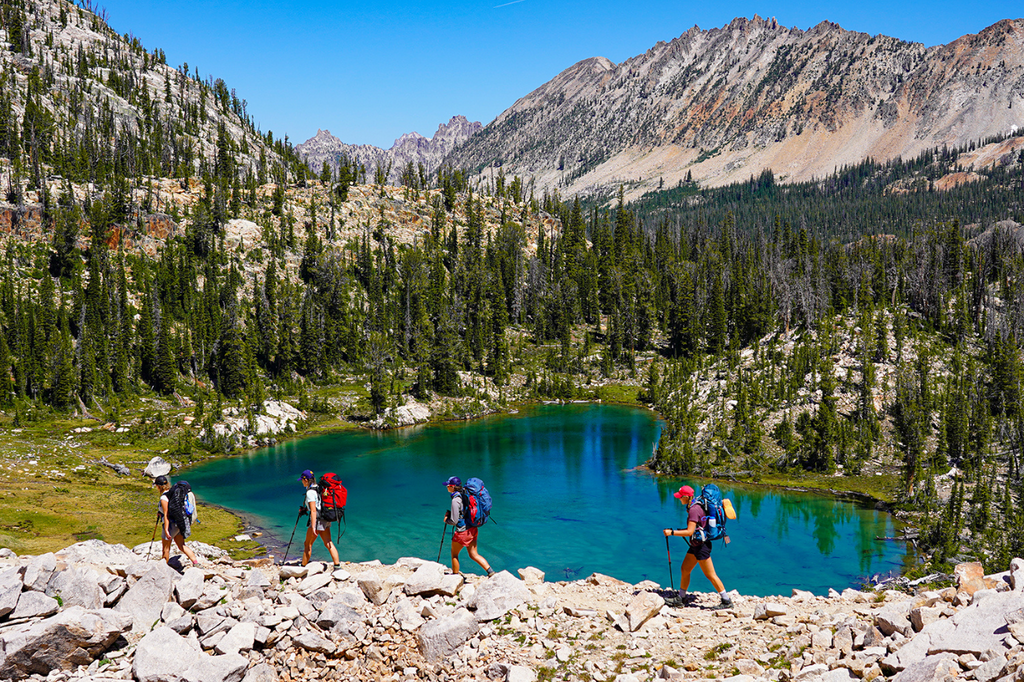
687,540,712,561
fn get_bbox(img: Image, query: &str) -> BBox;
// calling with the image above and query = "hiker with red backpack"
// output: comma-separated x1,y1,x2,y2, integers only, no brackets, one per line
299,469,341,568
663,484,733,609
444,476,495,577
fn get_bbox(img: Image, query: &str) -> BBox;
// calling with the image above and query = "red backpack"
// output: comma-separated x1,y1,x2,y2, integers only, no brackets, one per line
316,473,347,522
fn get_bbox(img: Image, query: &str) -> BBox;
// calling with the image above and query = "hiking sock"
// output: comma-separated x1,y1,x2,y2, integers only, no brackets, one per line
719,591,732,604
675,591,695,605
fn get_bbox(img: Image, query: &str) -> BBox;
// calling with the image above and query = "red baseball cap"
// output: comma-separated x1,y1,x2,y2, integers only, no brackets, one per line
673,485,695,499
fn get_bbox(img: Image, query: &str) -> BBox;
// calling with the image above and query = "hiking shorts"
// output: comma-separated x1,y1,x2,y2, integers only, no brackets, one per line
687,540,712,561
452,527,478,548
308,517,330,533
162,523,182,541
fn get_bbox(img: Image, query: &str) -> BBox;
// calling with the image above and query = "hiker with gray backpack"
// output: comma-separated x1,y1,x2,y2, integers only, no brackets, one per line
443,476,495,577
663,483,734,609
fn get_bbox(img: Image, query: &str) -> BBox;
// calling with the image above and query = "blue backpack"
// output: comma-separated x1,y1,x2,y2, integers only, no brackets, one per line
461,478,492,528
694,484,727,542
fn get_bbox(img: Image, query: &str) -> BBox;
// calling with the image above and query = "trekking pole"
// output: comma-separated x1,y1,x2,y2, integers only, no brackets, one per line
436,522,448,563
281,510,302,565
665,533,674,590
147,517,160,561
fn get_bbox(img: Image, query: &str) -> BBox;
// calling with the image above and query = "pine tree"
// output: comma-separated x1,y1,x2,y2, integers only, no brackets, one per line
50,317,75,411
217,327,249,398
0,328,13,406
707,269,727,355
152,317,176,395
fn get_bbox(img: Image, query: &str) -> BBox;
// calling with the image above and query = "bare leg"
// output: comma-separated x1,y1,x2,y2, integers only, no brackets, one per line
302,526,316,566
465,537,491,573
173,535,198,565
161,535,172,561
317,528,340,565
679,553,698,592
696,556,726,593
450,542,462,574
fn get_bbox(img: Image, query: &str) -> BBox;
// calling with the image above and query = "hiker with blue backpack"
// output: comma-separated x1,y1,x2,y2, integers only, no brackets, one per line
663,484,733,609
444,476,495,577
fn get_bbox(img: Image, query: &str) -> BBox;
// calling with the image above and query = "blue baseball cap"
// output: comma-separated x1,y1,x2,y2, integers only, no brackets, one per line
445,476,461,487
299,470,314,482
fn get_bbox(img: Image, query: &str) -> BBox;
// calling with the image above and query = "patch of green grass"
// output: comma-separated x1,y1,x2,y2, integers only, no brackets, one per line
748,471,900,504
704,642,733,661
536,667,556,682
0,442,252,557
594,384,640,404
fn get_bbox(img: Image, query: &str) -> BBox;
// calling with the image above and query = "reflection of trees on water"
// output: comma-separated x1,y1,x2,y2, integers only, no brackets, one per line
855,511,891,574
741,493,886,559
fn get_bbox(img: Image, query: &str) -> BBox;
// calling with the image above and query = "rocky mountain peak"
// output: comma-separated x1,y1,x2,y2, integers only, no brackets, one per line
445,16,1024,200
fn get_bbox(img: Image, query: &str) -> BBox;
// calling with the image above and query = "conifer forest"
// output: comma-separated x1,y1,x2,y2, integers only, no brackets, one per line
1,0,1024,575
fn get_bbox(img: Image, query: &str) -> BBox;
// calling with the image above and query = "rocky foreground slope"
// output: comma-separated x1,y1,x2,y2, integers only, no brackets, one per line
1,541,1023,682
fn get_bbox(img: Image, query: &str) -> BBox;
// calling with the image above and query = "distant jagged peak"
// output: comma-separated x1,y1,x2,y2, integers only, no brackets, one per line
298,114,482,181
392,131,428,148
432,116,483,145
309,129,341,143
569,55,616,74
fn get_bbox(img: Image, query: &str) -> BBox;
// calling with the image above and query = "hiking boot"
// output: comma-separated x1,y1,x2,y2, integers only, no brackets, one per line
665,593,696,607
486,568,495,577
712,598,733,610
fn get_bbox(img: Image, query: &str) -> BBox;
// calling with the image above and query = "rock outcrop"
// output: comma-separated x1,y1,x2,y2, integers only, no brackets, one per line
0,540,1022,682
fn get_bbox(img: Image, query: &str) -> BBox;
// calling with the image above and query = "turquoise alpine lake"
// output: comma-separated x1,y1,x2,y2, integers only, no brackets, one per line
183,404,907,596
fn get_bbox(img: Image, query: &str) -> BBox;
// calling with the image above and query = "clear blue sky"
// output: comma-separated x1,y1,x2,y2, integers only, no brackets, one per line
98,0,1022,149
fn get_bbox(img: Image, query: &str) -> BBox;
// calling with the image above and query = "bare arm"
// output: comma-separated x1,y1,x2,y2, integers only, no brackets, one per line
161,496,170,534
664,520,698,538
307,497,318,528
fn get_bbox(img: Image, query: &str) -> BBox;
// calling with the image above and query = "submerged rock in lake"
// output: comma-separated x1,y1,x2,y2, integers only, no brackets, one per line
0,539,1021,681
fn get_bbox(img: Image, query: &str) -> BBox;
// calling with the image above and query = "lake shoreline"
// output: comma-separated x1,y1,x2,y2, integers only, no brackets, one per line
190,400,908,574
184,403,907,594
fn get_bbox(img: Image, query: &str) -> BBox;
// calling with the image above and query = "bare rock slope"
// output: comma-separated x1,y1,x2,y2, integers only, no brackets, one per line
1,540,1023,682
446,15,1024,199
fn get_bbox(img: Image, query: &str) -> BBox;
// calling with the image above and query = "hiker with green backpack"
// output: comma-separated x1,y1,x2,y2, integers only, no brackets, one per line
443,476,495,577
663,484,733,609
298,469,341,568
